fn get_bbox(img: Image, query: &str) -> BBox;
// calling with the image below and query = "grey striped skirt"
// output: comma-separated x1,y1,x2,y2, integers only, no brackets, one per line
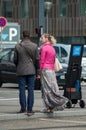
41,69,68,109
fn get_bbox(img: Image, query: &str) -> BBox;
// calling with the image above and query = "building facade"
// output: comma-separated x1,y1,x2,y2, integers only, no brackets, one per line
0,0,86,44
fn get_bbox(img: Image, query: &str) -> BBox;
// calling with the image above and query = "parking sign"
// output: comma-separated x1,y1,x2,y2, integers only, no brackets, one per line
0,22,20,44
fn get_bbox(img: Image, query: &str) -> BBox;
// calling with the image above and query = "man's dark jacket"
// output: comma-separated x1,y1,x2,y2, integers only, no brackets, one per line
14,38,40,76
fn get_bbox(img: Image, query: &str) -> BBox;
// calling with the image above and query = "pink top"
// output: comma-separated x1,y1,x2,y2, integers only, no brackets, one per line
40,42,56,70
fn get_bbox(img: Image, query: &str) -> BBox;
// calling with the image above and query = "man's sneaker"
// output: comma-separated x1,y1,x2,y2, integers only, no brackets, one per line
17,110,26,114
27,111,35,116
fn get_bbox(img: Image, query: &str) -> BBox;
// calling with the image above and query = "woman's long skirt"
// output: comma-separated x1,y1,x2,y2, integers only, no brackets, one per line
41,69,68,109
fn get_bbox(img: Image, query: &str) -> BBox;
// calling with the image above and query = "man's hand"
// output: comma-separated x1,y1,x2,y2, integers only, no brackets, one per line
36,75,41,79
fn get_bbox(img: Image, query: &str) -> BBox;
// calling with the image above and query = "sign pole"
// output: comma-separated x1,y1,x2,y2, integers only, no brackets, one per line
0,27,2,51
0,17,7,51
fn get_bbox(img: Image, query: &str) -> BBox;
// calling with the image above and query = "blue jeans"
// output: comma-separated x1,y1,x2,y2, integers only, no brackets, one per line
18,75,35,112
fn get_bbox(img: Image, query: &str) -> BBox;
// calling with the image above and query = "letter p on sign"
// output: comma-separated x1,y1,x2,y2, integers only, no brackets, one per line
9,28,17,41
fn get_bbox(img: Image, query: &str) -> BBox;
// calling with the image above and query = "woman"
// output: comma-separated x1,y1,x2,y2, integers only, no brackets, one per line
40,33,68,112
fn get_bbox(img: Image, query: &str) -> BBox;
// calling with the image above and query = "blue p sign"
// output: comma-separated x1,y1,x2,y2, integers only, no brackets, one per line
1,23,20,43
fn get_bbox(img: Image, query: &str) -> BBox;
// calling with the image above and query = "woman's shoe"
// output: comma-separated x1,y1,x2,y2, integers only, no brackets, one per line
42,108,53,113
48,107,54,113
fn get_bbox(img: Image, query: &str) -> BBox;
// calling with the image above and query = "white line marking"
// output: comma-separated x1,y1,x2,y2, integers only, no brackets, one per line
0,98,18,101
0,114,24,117
40,118,86,124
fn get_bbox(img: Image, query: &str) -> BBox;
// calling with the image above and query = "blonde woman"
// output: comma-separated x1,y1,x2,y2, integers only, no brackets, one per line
40,33,68,112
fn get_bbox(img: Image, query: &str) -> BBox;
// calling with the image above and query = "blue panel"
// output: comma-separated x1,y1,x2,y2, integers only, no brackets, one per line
72,46,82,56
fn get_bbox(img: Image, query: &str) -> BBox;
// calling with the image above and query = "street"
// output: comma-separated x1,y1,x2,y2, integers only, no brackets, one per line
0,82,86,130
0,115,86,130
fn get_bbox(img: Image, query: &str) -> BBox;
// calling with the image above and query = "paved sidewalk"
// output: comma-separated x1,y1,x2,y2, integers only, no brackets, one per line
0,107,86,121
0,91,86,121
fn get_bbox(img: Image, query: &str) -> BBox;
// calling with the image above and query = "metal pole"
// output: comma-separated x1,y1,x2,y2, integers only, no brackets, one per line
0,27,2,51
46,11,48,33
39,0,44,27
44,1,52,34
38,0,44,46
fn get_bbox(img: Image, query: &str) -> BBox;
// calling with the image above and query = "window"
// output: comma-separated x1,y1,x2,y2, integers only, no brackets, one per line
1,52,10,62
83,46,86,57
2,0,13,18
21,0,28,18
10,50,14,62
53,46,59,56
80,0,86,16
61,47,67,57
0,50,9,59
59,0,66,16
0,49,14,63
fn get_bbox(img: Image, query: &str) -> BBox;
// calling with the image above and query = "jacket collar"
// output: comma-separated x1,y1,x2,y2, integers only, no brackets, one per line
43,42,51,46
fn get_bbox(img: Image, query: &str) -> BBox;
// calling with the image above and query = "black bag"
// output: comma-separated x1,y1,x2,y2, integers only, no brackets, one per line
34,78,41,90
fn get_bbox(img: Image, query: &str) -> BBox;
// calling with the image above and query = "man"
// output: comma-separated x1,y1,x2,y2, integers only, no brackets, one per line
14,31,40,115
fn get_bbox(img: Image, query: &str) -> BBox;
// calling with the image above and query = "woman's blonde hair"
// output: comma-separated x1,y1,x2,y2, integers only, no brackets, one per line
42,33,57,44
